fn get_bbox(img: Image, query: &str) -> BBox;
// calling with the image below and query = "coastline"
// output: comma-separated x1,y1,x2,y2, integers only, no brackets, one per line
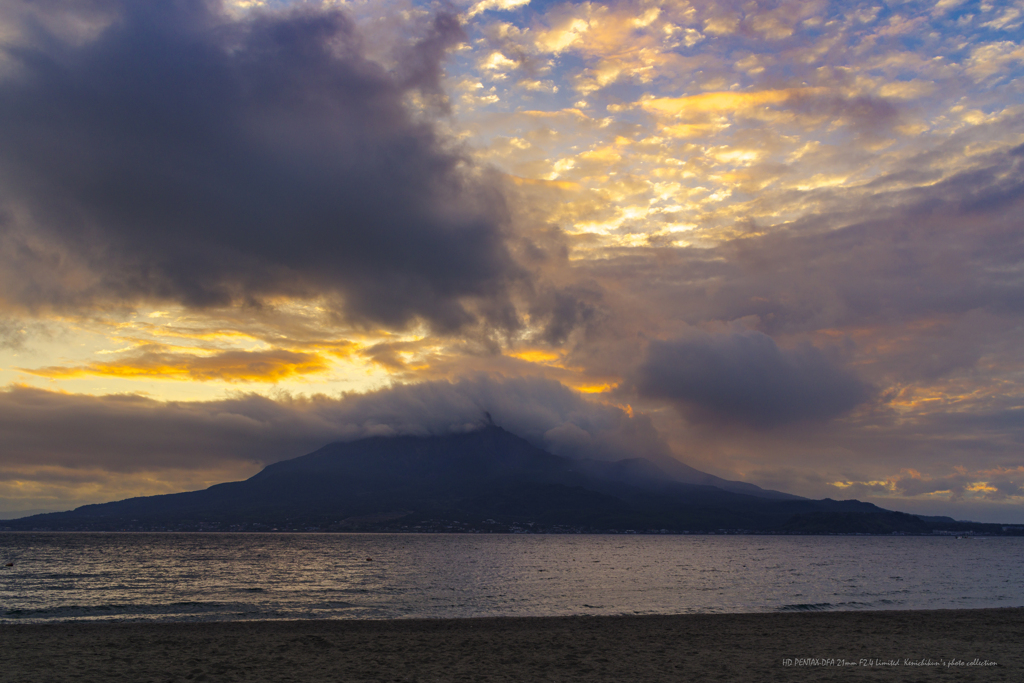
2,608,1021,682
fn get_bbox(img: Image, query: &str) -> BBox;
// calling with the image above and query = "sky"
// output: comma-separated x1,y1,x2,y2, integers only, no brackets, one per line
0,0,1022,522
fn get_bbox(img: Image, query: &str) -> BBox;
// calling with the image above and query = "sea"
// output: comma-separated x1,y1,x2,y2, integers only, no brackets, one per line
1,533,1022,623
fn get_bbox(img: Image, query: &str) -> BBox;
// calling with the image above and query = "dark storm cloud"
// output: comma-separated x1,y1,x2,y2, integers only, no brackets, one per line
0,375,671,475
634,331,871,428
0,0,517,330
394,10,464,110
528,283,605,346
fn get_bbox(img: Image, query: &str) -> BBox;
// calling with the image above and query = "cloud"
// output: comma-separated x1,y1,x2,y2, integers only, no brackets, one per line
0,375,673,506
3,0,1024,525
0,0,518,331
466,0,531,19
640,89,813,118
569,141,1024,369
831,465,1024,504
639,87,902,141
634,330,871,428
527,283,605,345
20,346,334,382
322,374,672,463
0,317,46,351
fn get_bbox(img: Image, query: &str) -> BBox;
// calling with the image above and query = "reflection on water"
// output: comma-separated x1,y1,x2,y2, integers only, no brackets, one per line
1,533,1022,623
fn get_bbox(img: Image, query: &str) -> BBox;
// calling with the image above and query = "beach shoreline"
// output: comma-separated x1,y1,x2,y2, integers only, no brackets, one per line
2,608,1021,682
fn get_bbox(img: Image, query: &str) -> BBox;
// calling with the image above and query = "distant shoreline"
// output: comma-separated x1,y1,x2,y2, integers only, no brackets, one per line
4,528,1023,536
2,609,1021,682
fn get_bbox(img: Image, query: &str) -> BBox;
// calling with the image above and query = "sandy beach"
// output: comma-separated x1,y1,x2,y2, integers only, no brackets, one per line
1,608,1021,682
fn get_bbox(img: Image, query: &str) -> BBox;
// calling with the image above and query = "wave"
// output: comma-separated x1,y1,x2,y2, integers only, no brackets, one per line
777,602,835,611
2,600,238,622
776,600,879,612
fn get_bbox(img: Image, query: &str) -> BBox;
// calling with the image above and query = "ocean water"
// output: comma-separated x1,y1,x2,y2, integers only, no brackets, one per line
1,533,1022,623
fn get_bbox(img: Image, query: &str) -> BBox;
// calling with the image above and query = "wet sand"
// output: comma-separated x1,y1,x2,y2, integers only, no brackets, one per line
2,608,1021,682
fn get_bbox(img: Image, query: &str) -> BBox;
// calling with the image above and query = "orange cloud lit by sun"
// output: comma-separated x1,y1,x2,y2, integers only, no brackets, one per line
506,349,563,363
20,348,333,383
572,382,619,394
639,88,824,119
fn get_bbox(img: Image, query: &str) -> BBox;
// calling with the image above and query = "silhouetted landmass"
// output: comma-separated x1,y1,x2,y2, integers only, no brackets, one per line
5,427,1018,534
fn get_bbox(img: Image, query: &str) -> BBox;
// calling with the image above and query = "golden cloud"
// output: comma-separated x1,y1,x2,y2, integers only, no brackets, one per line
640,88,824,119
21,347,333,383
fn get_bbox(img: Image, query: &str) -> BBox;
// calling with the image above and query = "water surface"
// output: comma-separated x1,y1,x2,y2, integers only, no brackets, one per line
2,533,1021,623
